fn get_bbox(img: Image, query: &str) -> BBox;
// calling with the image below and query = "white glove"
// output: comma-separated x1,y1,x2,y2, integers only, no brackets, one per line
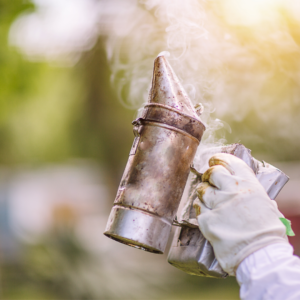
193,153,288,276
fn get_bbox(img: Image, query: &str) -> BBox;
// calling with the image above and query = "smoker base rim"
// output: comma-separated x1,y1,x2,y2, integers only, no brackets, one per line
104,205,172,254
104,233,163,254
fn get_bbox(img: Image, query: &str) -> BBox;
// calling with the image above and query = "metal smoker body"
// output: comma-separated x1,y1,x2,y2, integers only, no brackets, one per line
104,56,205,254
168,144,289,277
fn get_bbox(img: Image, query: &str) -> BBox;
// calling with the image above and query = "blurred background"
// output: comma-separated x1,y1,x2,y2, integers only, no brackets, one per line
1,0,300,299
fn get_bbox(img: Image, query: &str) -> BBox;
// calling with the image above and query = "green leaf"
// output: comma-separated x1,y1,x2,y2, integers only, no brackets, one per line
279,217,295,237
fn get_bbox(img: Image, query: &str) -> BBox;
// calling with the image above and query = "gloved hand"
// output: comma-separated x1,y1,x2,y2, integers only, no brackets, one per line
193,153,288,276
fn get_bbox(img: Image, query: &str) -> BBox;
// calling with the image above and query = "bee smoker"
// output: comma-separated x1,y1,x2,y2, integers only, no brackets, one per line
104,56,205,254
168,144,289,278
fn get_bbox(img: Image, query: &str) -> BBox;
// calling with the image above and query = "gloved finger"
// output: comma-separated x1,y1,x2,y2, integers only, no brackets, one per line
202,165,236,190
193,198,211,216
209,153,255,179
196,182,220,209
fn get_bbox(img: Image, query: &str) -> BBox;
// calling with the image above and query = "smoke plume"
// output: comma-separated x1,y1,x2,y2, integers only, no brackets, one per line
10,0,300,159
99,0,300,159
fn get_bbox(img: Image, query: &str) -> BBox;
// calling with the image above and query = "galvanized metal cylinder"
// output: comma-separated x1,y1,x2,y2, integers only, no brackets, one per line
104,56,205,254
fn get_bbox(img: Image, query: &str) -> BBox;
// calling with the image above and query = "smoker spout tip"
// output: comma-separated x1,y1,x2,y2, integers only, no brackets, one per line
157,51,170,58
150,53,202,122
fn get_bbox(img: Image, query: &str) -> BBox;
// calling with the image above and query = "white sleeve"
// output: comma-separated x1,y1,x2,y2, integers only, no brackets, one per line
236,243,300,300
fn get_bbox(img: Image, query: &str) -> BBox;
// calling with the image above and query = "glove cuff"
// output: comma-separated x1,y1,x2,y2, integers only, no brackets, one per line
224,237,289,276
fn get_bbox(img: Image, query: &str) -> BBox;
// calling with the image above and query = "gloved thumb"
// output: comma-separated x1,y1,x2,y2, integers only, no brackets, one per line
193,198,211,216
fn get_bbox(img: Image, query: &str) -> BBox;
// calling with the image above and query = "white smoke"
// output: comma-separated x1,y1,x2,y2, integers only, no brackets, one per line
98,0,300,153
9,0,300,152
98,0,230,152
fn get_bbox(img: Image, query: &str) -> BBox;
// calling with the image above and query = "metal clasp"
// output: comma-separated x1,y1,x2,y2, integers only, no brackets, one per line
190,164,203,178
172,216,199,228
130,118,143,155
194,103,204,116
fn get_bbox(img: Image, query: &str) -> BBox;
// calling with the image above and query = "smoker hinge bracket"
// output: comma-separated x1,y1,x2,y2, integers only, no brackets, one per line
130,118,143,155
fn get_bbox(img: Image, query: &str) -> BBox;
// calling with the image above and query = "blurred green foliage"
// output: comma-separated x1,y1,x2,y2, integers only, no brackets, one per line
0,0,80,165
0,2,137,299
0,2,134,188
74,39,135,183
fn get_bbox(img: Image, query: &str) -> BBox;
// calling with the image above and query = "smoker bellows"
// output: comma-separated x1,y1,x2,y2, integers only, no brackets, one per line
168,144,289,278
104,55,205,254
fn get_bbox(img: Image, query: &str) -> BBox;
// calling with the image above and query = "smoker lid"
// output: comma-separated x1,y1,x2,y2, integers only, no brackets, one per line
149,56,201,121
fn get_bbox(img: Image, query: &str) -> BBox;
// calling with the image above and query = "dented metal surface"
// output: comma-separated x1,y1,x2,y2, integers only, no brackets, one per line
104,56,205,254
168,144,289,278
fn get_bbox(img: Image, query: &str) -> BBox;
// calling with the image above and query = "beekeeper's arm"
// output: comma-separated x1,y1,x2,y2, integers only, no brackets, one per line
194,153,300,300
